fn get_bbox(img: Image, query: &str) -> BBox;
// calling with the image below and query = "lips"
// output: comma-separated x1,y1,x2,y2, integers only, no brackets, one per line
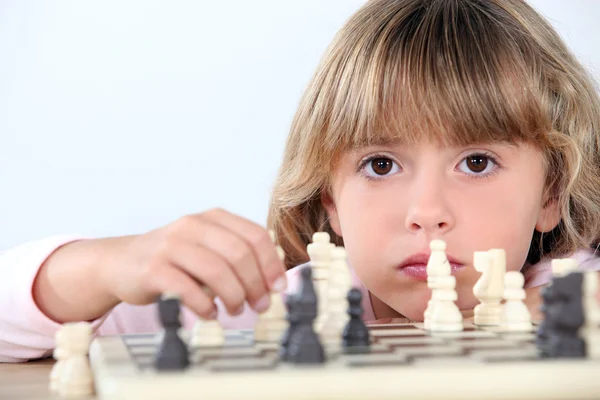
396,252,464,281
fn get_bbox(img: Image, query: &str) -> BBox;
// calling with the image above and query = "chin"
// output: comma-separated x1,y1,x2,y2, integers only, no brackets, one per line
400,306,426,322
391,290,430,322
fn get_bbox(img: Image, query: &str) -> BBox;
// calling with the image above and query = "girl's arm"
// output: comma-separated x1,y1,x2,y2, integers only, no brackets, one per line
32,237,128,323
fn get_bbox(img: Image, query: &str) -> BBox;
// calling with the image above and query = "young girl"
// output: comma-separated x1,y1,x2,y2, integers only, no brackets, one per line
2,0,600,363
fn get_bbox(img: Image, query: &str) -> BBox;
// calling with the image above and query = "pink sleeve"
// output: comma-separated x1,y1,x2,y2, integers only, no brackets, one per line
0,236,94,362
523,249,600,288
0,236,163,363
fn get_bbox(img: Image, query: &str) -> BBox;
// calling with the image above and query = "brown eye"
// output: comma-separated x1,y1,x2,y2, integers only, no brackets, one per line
371,158,393,175
465,155,488,173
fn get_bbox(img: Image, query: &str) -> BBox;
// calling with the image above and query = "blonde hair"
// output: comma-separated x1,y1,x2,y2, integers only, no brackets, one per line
267,0,600,269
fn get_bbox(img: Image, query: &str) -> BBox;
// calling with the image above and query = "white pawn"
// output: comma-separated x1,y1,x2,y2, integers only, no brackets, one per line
307,232,335,280
583,270,600,357
321,246,353,343
49,327,66,393
424,239,451,330
428,275,463,332
551,258,578,277
254,230,288,342
190,318,225,347
58,322,94,398
307,232,335,332
500,271,532,332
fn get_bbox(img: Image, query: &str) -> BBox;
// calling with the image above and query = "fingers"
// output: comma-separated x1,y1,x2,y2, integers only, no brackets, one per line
146,262,218,319
144,208,288,319
201,208,288,291
192,221,272,312
163,237,248,316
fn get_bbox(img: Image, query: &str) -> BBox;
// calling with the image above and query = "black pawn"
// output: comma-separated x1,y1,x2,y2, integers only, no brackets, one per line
343,288,370,351
155,296,190,370
286,267,326,364
279,294,299,361
537,271,586,358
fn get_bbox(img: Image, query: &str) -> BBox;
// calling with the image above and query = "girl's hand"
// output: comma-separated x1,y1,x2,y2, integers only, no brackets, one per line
104,208,287,319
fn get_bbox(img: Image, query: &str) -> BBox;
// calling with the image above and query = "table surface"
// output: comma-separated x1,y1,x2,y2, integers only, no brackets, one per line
0,359,95,400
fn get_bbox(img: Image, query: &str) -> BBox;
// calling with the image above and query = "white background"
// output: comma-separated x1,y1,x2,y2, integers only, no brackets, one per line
0,1,598,249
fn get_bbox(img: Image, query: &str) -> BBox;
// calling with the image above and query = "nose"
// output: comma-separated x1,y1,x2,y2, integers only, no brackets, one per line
404,181,455,235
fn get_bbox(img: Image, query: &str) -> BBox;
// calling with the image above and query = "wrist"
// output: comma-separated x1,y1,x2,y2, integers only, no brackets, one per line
93,235,137,305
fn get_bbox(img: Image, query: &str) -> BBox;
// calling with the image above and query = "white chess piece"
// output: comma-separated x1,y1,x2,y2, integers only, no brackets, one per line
58,322,94,398
424,240,451,330
254,230,288,342
321,246,353,344
49,327,66,393
551,258,578,277
473,249,506,326
500,271,532,332
428,275,463,332
307,232,335,332
190,318,225,347
583,270,600,357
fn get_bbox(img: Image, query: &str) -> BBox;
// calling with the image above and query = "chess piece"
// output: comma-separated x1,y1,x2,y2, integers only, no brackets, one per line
307,232,335,332
255,231,288,342
551,258,578,277
321,246,353,344
537,270,586,358
155,294,189,370
190,318,225,347
279,294,299,361
58,322,94,397
500,271,532,332
428,275,463,332
49,327,66,393
287,267,326,364
583,270,600,357
536,260,578,350
342,288,370,352
424,239,451,330
473,249,506,326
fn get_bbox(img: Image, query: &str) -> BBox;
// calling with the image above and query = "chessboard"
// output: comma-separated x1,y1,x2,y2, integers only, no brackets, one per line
89,321,600,400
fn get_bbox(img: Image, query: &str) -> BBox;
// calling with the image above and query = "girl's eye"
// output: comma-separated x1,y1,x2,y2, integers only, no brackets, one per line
457,154,497,176
362,157,400,178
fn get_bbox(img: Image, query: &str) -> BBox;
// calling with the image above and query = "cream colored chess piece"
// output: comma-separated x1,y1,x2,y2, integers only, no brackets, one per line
321,246,353,344
424,239,451,330
473,249,506,326
49,327,66,393
254,230,287,342
58,322,94,398
551,258,578,277
500,271,532,332
583,269,600,357
307,232,335,332
190,318,225,347
428,275,463,332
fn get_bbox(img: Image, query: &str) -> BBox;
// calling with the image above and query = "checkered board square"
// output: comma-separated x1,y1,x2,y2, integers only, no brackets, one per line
89,322,600,400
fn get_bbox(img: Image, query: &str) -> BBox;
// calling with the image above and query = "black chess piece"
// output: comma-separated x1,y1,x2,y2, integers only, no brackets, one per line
279,294,299,361
286,267,326,364
537,271,586,358
342,288,370,352
154,295,190,370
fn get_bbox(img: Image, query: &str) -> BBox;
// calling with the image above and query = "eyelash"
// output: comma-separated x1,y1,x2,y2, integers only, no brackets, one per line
357,152,503,181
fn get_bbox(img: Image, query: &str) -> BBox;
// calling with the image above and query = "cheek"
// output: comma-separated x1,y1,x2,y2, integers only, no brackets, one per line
334,184,403,270
458,184,540,270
